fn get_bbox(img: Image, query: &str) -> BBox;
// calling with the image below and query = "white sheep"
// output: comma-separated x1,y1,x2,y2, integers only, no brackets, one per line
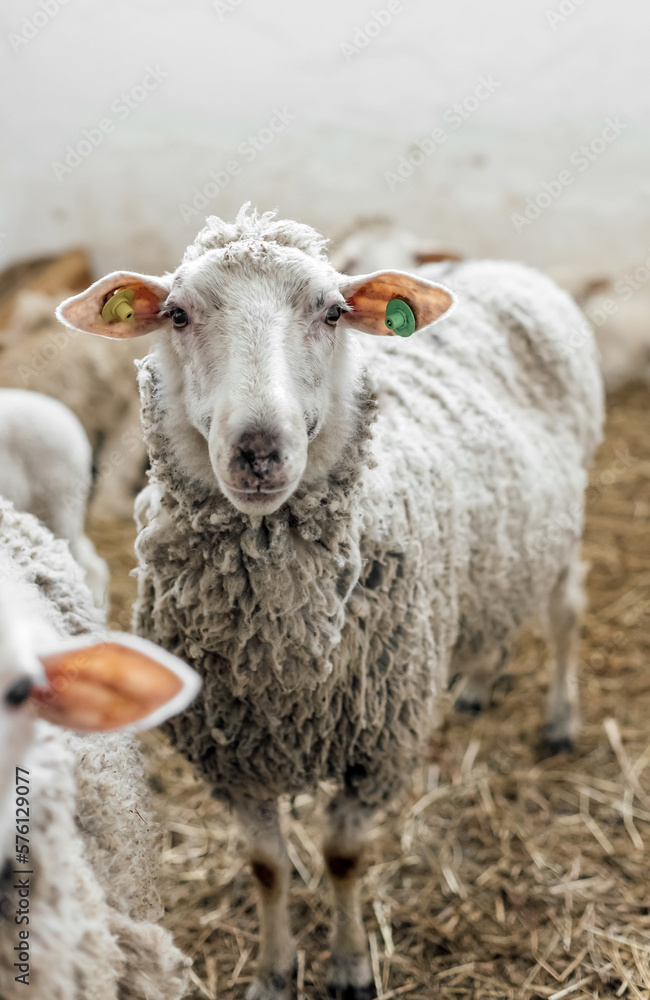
58,205,604,1000
332,219,462,275
577,281,650,390
0,497,201,1000
0,388,109,608
0,290,149,519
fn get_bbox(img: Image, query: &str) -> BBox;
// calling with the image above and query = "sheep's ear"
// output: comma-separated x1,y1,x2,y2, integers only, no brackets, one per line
31,633,201,732
413,249,463,265
339,270,455,337
56,271,170,339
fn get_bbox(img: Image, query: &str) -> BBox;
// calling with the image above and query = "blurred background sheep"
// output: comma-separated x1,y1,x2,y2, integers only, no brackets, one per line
1,1,649,998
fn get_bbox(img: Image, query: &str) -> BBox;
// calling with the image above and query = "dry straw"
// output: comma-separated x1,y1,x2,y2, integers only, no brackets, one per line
91,382,650,1000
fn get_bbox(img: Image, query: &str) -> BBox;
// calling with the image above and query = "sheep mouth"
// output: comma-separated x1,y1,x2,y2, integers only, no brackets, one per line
227,473,303,514
225,484,289,497
220,479,299,514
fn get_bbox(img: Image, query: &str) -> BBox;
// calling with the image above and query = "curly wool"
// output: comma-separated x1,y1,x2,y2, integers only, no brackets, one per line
183,203,330,266
135,358,454,807
133,225,603,810
0,495,103,638
0,500,188,1000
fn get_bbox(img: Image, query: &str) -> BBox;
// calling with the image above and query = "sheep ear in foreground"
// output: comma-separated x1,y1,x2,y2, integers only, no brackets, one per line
30,632,202,732
56,271,170,339
339,269,456,337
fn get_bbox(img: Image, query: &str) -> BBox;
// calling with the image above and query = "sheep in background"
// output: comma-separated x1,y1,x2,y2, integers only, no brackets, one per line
0,388,109,608
335,222,650,393
59,205,603,1000
0,497,201,1000
0,290,148,519
573,278,650,391
331,218,462,275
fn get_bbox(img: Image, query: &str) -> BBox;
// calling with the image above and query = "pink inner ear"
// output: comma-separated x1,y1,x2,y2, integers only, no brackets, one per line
32,642,184,732
92,280,165,339
128,283,166,319
58,272,168,339
342,271,455,336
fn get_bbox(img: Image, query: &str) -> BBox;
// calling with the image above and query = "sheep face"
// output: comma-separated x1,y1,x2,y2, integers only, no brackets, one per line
160,246,353,515
152,247,453,515
56,211,455,517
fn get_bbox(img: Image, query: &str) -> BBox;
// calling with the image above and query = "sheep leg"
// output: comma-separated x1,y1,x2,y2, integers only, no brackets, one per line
48,478,109,610
453,674,492,715
540,555,585,757
69,536,110,611
453,646,509,715
233,794,295,1000
323,790,376,1000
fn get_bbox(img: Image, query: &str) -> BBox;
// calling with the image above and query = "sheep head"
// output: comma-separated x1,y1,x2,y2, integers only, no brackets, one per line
58,207,455,516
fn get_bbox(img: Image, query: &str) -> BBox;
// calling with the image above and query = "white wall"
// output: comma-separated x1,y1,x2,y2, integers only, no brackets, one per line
1,0,649,282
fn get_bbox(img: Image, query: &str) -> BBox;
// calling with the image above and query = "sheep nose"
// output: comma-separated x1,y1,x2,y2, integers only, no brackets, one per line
238,445,281,479
229,431,288,490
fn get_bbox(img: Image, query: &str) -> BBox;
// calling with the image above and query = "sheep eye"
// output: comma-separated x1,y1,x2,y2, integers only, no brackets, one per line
4,677,32,708
169,307,189,329
325,305,342,325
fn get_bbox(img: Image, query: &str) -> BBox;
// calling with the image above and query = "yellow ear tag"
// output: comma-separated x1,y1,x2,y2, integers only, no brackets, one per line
101,288,135,324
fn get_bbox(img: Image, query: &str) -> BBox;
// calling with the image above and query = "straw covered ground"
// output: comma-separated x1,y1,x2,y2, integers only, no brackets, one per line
90,381,650,1000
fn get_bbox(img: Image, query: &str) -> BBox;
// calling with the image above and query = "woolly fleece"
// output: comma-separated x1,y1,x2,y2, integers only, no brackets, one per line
0,499,188,1000
133,213,604,809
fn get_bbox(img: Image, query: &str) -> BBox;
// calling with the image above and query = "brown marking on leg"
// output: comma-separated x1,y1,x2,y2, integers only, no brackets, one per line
323,792,375,997
324,852,361,880
233,794,295,999
251,860,276,893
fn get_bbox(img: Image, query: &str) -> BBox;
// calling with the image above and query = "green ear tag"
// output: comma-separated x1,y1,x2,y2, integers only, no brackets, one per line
385,298,415,337
101,288,135,324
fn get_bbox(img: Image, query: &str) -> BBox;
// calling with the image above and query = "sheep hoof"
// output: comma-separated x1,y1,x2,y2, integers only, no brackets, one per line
326,954,376,999
246,970,292,1000
453,676,491,716
538,730,574,758
326,985,377,1000
454,694,483,716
